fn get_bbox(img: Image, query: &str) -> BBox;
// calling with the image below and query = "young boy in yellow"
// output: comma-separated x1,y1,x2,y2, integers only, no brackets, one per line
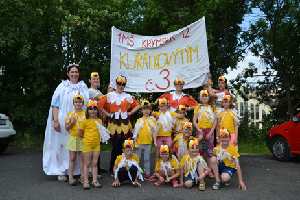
133,99,157,181
179,139,210,190
112,139,143,187
210,128,246,190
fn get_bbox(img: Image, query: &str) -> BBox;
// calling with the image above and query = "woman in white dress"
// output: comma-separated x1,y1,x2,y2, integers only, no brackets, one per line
43,64,89,181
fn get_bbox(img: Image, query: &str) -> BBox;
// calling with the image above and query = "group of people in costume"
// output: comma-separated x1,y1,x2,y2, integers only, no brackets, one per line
42,64,246,191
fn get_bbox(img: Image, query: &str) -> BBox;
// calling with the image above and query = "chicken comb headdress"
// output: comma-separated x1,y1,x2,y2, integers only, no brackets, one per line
116,75,126,83
183,121,193,129
160,145,169,153
124,138,134,147
141,99,150,107
218,74,226,82
174,77,185,84
200,90,209,96
189,138,199,148
87,97,97,108
91,71,99,78
222,94,231,101
219,127,230,137
158,98,168,105
73,92,84,102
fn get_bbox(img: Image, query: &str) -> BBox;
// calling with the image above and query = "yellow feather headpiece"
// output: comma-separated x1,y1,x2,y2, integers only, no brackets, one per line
200,90,209,96
91,71,99,78
218,74,226,82
189,138,199,148
219,127,230,137
178,105,185,110
174,77,185,84
158,98,168,105
141,99,150,107
160,145,169,153
183,121,192,129
117,75,126,83
124,139,134,147
222,95,231,101
73,92,84,102
87,98,97,108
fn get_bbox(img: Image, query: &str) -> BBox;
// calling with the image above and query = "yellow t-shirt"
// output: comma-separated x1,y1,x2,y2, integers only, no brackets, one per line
135,117,157,145
153,111,177,136
213,144,240,168
194,105,216,129
79,118,102,146
65,110,86,138
114,153,140,168
155,157,179,171
174,118,189,133
180,153,207,176
218,110,236,134
173,134,194,148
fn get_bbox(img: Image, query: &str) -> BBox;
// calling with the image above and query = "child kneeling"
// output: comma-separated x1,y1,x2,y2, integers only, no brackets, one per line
112,139,143,187
155,145,180,187
210,128,246,190
179,139,210,190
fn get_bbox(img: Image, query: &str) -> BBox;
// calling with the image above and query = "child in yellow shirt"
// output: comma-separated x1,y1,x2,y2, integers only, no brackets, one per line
179,139,210,190
193,90,217,178
216,95,240,149
210,128,246,190
78,98,110,189
171,121,194,162
154,145,180,187
132,100,157,181
112,139,143,187
65,93,86,186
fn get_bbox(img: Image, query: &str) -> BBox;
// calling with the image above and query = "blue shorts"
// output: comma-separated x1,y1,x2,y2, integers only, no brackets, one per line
184,161,200,183
218,161,236,177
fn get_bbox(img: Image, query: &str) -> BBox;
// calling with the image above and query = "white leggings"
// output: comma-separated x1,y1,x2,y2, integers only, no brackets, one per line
135,144,151,175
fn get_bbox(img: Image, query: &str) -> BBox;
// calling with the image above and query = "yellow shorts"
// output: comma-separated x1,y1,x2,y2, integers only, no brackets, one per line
82,144,100,153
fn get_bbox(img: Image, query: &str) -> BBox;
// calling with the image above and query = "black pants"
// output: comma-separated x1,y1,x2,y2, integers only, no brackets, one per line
118,166,137,182
109,132,126,173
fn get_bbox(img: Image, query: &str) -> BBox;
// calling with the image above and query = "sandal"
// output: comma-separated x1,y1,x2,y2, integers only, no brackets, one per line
224,181,231,186
212,181,221,190
172,180,179,188
199,181,206,191
91,181,102,188
208,171,215,179
78,176,84,184
69,177,76,186
83,181,91,189
57,175,67,182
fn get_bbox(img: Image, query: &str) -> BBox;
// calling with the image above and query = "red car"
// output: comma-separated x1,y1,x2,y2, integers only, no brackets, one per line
266,113,300,161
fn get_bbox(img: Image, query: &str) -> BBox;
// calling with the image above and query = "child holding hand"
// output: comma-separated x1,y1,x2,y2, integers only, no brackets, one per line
65,93,86,185
78,98,110,189
210,128,246,190
179,139,210,190
193,90,217,178
132,100,157,181
112,139,144,188
154,145,180,187
216,95,240,148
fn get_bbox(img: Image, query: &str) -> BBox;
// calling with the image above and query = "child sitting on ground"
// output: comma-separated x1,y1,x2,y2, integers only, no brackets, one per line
171,121,194,162
133,99,157,181
112,139,144,188
154,145,180,187
210,128,246,190
179,139,210,190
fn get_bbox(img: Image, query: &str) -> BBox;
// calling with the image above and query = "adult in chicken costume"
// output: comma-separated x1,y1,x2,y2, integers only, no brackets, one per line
43,64,89,181
97,75,141,177
156,77,198,112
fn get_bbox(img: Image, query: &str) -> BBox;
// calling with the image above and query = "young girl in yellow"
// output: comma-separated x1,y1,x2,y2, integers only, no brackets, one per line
152,98,182,176
65,93,86,186
171,121,194,162
133,100,157,181
173,105,189,136
154,145,180,187
179,139,209,190
193,90,217,178
78,98,110,189
216,95,240,149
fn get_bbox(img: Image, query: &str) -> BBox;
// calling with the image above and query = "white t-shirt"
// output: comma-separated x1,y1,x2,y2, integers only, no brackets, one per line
88,88,103,103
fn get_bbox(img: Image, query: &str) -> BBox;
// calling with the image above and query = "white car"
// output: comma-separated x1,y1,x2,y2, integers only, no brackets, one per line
0,113,16,154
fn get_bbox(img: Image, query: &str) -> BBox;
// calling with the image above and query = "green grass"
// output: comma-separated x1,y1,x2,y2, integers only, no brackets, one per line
238,139,271,155
10,133,272,155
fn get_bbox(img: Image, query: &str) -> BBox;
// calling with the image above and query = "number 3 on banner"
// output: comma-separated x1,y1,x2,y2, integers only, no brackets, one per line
155,69,170,90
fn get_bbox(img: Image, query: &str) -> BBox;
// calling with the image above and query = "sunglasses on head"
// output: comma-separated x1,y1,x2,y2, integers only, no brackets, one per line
117,82,126,86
